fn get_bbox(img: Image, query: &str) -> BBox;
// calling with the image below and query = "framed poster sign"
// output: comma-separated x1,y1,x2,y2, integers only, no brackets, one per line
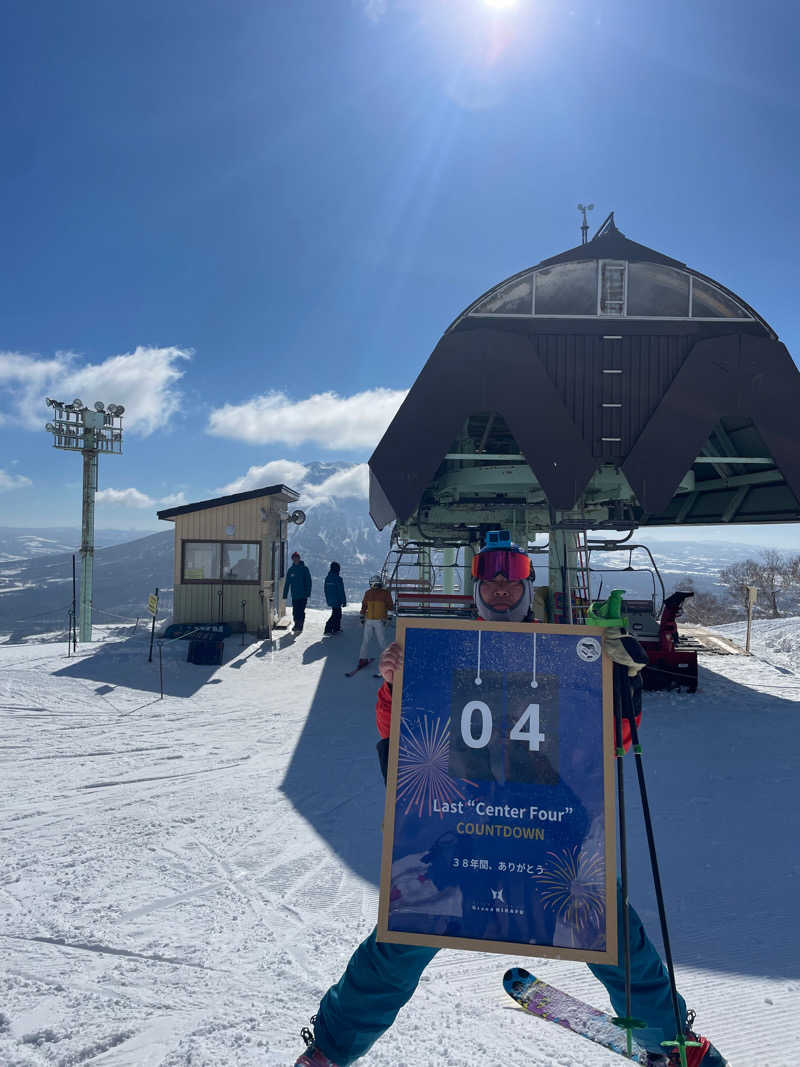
377,618,616,964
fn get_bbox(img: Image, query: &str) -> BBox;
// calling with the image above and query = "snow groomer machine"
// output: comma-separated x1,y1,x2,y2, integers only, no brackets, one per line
368,213,800,692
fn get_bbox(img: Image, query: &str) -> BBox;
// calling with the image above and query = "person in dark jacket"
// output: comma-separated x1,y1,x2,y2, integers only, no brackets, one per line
323,562,347,635
283,551,312,633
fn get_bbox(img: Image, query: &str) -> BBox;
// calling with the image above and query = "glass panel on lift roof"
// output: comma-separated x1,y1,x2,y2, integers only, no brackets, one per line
627,263,690,316
534,261,596,315
691,278,749,318
473,274,533,314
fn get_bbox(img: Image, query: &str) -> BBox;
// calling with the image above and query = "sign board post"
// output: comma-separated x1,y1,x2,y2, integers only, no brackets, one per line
745,585,758,654
378,618,616,965
147,588,159,663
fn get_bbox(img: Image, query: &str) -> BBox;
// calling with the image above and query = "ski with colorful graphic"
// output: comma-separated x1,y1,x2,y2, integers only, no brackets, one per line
503,967,652,1063
345,658,374,677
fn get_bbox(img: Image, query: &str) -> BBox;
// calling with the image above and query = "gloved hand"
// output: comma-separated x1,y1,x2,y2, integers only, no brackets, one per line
360,615,365,625
604,627,649,677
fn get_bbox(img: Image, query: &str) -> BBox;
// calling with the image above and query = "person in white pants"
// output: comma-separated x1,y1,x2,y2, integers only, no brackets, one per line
358,576,393,667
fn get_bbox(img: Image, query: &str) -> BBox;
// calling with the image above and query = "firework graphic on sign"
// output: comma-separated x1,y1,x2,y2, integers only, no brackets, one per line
396,715,472,818
533,846,605,942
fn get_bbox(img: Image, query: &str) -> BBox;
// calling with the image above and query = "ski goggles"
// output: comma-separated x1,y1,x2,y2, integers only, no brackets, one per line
471,549,532,581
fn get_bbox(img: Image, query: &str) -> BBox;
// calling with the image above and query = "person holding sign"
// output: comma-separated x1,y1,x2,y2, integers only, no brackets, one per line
294,535,726,1067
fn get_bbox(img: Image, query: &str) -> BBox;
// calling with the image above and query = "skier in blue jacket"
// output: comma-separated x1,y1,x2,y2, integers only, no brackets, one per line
293,537,727,1067
323,562,347,635
283,551,312,633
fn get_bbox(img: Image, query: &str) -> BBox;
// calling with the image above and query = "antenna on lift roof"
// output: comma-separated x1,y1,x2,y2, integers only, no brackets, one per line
577,203,594,244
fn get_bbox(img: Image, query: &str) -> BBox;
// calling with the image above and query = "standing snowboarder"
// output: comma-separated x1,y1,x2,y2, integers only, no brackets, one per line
283,551,312,634
356,576,393,670
294,534,727,1067
323,562,346,635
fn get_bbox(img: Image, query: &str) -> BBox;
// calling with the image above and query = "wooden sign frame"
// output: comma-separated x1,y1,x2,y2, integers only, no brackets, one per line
377,617,617,965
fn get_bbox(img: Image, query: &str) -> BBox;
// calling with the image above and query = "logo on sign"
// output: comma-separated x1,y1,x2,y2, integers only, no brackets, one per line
491,887,505,903
576,637,601,662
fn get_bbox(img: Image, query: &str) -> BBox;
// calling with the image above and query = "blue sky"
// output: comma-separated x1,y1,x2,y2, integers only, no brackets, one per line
1,0,798,544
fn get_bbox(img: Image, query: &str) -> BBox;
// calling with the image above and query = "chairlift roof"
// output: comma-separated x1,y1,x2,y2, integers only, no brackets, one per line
369,218,800,535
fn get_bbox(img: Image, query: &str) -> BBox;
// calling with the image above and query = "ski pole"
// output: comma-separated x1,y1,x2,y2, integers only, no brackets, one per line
619,674,700,1067
611,663,646,1058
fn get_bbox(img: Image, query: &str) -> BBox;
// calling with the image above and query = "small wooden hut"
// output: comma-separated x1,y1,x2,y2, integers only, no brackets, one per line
157,484,300,633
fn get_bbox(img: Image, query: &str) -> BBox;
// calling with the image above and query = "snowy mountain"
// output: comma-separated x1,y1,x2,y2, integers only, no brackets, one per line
0,463,794,636
0,525,147,563
0,530,174,637
287,462,392,607
1,612,798,1065
0,467,393,634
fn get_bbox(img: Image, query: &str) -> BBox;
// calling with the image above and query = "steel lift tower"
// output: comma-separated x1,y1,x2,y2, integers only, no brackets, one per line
45,398,125,642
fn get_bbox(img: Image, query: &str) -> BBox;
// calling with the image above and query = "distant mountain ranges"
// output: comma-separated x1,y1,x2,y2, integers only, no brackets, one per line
0,466,793,638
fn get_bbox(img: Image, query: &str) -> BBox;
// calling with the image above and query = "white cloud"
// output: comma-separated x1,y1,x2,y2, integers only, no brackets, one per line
298,464,370,508
96,487,154,509
219,460,370,509
0,468,32,492
206,388,407,450
218,460,310,495
0,346,190,436
95,488,188,510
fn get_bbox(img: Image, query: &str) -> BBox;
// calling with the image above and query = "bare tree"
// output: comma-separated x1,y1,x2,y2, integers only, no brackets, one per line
756,549,785,618
718,558,761,616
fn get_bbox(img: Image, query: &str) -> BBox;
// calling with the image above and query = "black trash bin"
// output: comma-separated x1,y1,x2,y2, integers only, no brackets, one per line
187,629,225,665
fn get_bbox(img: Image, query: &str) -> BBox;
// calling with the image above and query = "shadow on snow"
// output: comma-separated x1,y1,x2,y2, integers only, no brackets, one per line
282,638,800,982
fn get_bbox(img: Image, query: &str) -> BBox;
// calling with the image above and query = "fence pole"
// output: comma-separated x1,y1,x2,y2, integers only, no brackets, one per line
148,587,158,663
158,641,164,699
241,600,247,645
67,611,73,657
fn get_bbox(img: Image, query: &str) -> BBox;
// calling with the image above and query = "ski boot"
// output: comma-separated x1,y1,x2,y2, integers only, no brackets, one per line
293,1018,339,1067
664,1011,728,1066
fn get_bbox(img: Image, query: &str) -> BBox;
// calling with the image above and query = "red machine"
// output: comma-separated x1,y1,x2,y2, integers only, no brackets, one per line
637,590,698,693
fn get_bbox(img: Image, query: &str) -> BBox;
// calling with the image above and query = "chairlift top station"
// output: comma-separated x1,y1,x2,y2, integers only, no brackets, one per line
369,213,800,548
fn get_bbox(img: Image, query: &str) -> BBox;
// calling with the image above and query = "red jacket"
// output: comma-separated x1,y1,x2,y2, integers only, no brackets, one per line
374,681,639,750
376,681,392,739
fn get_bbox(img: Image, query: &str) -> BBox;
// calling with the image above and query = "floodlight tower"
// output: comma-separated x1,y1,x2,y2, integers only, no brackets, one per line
45,398,125,642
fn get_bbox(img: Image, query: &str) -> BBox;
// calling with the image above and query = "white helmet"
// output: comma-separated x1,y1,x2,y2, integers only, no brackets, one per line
369,575,383,588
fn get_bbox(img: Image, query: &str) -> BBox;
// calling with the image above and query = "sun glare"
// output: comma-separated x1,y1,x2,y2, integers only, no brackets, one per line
480,0,520,11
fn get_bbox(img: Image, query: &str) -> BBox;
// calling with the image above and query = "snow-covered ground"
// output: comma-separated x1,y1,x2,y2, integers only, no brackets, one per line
1,611,799,1066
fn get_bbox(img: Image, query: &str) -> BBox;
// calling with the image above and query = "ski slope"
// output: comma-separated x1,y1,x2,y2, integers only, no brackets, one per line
1,611,799,1066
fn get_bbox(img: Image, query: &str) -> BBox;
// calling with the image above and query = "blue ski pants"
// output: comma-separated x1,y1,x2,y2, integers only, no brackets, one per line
312,881,686,1065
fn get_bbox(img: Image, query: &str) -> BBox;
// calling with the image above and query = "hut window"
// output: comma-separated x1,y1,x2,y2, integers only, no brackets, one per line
534,262,596,315
183,542,221,581
182,540,260,583
271,540,287,580
222,543,260,581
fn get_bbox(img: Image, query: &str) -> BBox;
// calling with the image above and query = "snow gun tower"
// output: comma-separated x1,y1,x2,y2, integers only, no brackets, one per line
368,213,800,662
